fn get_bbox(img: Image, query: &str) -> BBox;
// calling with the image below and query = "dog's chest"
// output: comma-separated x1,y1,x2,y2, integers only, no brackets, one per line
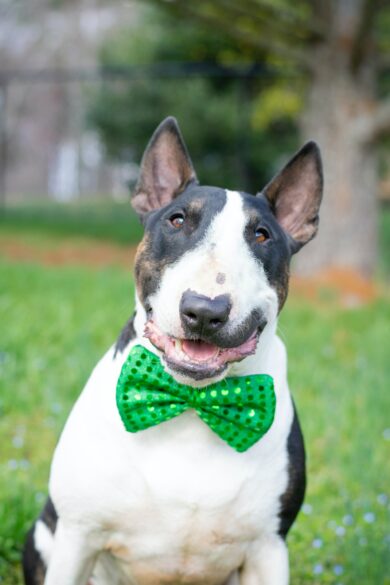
88,412,288,584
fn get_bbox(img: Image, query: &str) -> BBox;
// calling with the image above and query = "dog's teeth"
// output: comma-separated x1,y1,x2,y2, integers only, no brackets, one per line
175,339,191,361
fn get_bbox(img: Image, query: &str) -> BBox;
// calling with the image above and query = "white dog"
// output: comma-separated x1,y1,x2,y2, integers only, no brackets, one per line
23,117,323,585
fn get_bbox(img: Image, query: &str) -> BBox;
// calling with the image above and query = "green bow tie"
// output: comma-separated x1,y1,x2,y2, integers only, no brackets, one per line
116,345,276,452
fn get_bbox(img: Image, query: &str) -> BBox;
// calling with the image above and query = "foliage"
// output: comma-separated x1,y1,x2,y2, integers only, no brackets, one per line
140,0,390,186
252,83,303,131
0,253,389,584
148,0,390,66
86,6,299,192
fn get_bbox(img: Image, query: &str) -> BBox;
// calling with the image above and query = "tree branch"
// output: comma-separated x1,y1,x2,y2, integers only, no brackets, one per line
210,0,316,44
155,1,315,70
355,98,390,143
222,0,325,39
350,0,380,72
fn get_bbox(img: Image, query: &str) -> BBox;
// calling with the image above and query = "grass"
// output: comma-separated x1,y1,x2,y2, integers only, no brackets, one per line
0,255,389,584
0,200,143,245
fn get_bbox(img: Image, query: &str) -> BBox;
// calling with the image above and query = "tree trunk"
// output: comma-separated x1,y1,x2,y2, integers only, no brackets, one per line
294,24,379,277
295,50,378,276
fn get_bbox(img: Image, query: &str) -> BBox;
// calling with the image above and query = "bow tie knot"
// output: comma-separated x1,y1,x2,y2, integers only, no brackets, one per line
116,345,276,452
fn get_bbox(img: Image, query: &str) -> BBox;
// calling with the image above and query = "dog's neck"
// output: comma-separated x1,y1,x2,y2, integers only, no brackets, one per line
133,294,279,387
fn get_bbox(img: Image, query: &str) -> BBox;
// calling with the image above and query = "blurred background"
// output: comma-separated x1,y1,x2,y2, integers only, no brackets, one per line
0,1,389,584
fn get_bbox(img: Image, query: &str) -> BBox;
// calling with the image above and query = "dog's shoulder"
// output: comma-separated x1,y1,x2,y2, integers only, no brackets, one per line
48,333,137,519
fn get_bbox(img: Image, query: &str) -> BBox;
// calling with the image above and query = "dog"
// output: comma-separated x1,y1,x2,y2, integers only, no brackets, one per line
23,117,323,585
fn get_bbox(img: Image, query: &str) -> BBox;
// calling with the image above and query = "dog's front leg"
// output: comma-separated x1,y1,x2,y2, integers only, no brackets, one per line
240,535,289,585
44,520,98,585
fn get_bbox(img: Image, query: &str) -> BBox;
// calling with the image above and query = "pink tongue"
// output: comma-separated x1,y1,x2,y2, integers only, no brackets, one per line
182,340,218,362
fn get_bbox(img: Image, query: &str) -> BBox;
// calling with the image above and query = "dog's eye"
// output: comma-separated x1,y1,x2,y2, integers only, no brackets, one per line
255,227,270,243
169,213,185,229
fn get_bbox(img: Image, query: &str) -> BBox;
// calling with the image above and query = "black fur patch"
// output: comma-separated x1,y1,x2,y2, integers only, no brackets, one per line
241,192,292,312
135,184,227,306
114,313,137,356
22,498,58,585
278,404,306,538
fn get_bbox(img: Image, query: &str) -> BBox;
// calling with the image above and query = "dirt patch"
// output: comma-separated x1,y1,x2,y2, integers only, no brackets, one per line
290,267,381,306
0,236,137,269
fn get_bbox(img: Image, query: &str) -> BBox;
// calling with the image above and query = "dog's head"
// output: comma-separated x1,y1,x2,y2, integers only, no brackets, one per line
132,117,323,384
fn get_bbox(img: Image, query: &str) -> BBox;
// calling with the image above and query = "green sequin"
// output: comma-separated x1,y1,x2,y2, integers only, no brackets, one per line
116,345,276,453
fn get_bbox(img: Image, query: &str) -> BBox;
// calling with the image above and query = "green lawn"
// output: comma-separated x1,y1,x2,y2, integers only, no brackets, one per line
0,256,389,584
0,200,143,245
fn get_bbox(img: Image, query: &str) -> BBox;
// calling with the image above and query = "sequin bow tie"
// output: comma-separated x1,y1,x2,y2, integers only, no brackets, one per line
116,345,276,452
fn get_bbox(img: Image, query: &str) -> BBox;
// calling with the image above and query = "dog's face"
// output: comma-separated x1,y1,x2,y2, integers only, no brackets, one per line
132,117,323,384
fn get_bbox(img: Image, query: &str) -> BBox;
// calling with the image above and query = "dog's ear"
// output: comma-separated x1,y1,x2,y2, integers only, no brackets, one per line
131,117,197,216
260,141,323,252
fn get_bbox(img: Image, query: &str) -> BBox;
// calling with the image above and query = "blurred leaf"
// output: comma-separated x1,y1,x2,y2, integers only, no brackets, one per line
252,84,303,130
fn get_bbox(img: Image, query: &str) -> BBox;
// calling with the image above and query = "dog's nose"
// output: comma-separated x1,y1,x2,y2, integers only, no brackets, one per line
180,291,231,336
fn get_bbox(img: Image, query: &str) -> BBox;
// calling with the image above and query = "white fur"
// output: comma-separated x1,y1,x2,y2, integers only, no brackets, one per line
42,190,294,585
241,535,289,584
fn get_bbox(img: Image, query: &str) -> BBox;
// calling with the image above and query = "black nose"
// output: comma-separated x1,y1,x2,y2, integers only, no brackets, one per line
180,291,231,336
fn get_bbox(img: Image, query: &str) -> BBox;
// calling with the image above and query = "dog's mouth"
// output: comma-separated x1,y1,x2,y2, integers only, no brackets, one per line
144,320,260,381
